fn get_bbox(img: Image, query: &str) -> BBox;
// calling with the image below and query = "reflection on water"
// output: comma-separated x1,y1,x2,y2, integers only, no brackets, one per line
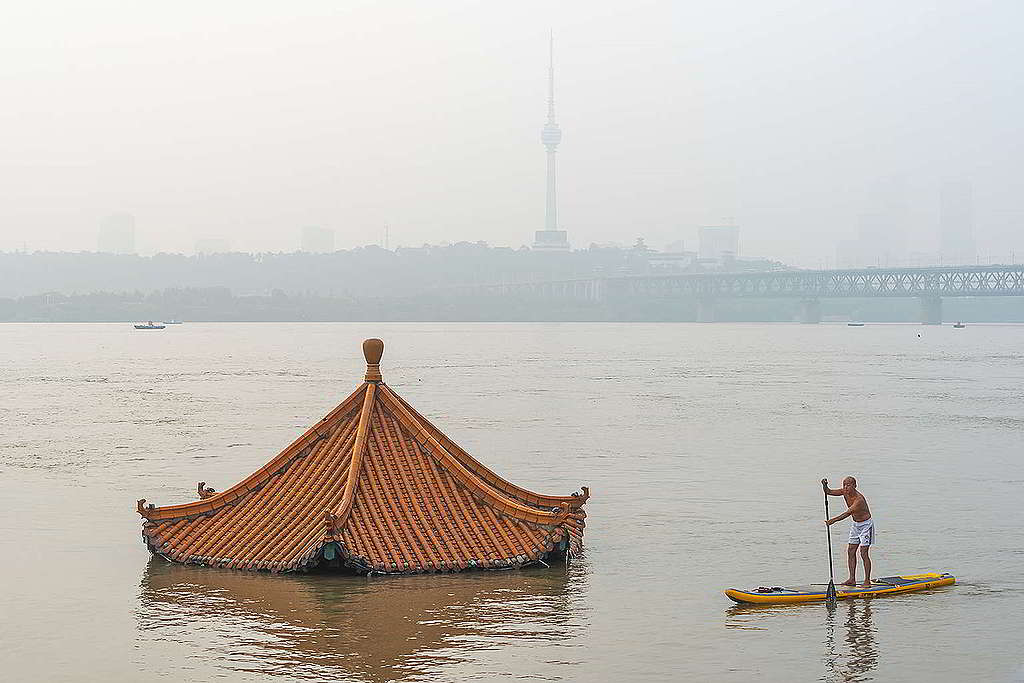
136,557,588,682
840,601,877,680
823,601,877,682
726,600,877,682
824,605,838,680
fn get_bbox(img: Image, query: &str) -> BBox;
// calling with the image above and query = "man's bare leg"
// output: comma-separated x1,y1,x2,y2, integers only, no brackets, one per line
842,544,859,586
860,546,872,587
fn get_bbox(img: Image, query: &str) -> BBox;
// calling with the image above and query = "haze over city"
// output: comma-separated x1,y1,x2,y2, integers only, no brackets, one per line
7,4,1024,682
2,0,1022,266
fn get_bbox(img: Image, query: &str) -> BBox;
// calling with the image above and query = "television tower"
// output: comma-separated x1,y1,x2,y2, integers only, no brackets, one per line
533,32,570,250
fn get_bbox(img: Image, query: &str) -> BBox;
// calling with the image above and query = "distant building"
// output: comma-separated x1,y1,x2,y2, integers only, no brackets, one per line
835,239,862,269
97,213,136,254
533,230,570,251
648,251,695,271
862,210,907,267
835,178,909,268
939,180,975,265
195,238,231,255
698,225,739,262
533,34,570,252
301,226,335,253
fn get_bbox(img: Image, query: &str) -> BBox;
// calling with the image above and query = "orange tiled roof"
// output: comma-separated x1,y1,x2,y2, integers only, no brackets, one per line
137,339,588,574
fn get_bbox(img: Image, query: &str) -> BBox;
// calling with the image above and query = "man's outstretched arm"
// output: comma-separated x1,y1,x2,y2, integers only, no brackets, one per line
825,508,854,525
821,478,844,496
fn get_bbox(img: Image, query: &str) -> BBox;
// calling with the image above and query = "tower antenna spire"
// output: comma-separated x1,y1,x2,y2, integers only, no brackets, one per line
547,30,556,124
533,31,569,251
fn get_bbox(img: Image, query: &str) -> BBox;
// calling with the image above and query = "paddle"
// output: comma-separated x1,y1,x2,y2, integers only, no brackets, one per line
823,481,838,607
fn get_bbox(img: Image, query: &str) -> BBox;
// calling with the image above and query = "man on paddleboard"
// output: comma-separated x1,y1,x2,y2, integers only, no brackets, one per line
821,476,874,587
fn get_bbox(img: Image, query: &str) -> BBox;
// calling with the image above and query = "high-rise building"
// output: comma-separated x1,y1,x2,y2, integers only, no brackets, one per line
939,180,975,265
861,178,908,267
301,226,335,253
698,225,739,262
97,213,136,254
533,33,570,251
835,239,862,269
835,178,909,268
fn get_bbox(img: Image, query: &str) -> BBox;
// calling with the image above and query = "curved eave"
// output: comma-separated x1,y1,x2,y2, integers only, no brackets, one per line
380,384,589,510
371,386,574,527
137,384,366,522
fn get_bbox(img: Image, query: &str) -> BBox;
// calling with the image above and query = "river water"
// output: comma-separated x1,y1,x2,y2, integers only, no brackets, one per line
1,322,1022,682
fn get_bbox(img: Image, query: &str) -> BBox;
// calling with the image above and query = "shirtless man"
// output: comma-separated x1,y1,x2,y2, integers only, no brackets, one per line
821,476,875,587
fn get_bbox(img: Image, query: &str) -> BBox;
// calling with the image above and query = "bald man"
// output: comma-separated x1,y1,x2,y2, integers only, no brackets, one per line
821,476,874,587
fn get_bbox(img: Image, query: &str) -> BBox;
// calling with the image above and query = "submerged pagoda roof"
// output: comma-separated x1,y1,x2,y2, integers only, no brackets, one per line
137,339,588,574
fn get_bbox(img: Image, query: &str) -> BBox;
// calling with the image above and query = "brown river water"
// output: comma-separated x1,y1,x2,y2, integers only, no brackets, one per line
2,322,1022,682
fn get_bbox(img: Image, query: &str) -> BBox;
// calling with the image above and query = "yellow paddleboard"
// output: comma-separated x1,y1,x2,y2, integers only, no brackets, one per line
725,572,955,605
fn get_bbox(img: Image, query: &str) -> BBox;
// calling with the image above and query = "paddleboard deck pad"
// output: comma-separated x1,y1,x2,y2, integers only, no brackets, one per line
725,573,955,604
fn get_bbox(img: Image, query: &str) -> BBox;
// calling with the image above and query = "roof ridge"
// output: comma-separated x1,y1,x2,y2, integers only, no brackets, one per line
325,382,377,537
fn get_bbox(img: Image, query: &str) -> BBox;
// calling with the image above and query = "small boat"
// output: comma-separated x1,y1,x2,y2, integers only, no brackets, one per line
953,322,966,328
725,572,955,605
162,320,183,325
847,322,865,327
134,321,166,330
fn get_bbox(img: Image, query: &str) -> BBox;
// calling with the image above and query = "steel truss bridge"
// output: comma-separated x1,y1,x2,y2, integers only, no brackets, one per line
464,265,1024,323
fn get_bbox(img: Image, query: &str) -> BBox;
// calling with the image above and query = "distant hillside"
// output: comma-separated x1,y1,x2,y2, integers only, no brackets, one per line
0,244,650,300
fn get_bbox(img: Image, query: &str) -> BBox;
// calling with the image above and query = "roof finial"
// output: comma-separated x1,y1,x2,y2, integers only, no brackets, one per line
363,338,384,382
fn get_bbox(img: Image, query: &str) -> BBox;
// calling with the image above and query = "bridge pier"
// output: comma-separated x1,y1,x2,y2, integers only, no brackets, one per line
919,296,942,325
799,298,821,324
696,296,716,323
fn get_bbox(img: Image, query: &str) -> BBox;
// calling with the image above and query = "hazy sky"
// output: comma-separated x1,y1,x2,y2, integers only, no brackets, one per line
2,0,1022,266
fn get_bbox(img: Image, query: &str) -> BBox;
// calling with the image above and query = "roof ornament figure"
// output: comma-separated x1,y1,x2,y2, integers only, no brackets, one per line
136,339,589,574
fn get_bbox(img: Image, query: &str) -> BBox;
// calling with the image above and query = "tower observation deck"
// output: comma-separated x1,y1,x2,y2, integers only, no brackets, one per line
533,33,570,251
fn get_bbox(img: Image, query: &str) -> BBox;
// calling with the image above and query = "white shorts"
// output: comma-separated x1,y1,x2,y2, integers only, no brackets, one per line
848,518,875,547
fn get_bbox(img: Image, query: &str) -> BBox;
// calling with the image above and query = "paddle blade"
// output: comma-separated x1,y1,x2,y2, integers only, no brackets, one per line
825,580,838,607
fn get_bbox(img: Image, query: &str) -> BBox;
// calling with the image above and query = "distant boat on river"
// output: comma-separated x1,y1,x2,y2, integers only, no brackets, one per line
953,322,966,328
847,322,865,327
134,321,166,330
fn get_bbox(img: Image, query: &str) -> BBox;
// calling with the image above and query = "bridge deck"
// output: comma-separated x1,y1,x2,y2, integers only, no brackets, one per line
470,265,1024,300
